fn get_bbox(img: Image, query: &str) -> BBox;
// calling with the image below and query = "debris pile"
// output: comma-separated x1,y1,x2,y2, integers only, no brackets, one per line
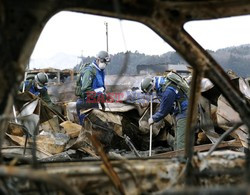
1,74,249,193
3,74,249,161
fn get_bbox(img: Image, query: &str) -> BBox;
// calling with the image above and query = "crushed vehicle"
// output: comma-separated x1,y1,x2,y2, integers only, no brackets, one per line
1,0,250,194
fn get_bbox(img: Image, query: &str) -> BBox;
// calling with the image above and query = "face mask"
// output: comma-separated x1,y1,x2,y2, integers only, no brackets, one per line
36,83,43,89
99,62,107,70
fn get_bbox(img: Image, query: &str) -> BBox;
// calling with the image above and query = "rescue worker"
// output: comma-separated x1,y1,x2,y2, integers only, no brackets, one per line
140,71,189,150
21,72,53,106
75,50,110,125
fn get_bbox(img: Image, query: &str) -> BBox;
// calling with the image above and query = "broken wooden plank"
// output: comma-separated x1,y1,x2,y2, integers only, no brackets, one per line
40,116,61,133
7,122,24,136
217,95,248,147
60,120,81,138
153,141,242,158
6,132,69,155
1,146,52,159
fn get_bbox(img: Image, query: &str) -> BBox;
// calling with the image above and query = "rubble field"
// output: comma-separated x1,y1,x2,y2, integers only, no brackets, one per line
2,73,249,194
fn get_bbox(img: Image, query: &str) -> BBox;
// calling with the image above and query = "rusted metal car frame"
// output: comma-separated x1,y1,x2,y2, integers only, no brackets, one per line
1,0,250,193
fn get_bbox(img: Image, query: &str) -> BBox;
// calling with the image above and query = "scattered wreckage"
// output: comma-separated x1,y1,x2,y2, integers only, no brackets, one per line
2,0,250,194
2,70,249,193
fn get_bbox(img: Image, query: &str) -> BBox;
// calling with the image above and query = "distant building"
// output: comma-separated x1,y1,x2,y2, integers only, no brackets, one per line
25,68,76,84
136,64,190,76
24,68,78,103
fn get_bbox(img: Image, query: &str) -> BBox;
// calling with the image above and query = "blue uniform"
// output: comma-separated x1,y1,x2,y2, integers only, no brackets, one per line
76,60,106,125
153,76,188,122
25,81,40,96
22,80,52,105
153,76,188,149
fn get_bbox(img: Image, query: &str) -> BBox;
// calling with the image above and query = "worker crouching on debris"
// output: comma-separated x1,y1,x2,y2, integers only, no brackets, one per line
75,51,111,125
20,72,53,106
140,71,189,150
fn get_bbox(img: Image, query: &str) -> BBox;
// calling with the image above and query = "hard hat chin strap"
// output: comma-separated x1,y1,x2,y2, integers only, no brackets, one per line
36,83,43,89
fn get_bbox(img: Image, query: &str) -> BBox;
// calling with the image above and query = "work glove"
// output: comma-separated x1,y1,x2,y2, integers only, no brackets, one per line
94,87,105,93
148,118,154,126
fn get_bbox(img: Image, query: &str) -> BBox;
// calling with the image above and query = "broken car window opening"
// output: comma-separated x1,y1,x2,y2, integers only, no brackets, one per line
2,2,250,194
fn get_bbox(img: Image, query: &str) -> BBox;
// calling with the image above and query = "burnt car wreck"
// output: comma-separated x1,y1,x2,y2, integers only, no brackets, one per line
1,0,250,194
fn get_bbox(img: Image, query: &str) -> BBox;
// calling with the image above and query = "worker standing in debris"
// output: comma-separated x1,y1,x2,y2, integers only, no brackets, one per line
20,72,53,106
140,71,189,150
75,51,110,125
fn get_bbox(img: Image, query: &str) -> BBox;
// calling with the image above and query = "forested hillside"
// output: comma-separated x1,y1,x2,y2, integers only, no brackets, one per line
211,44,250,77
74,44,250,77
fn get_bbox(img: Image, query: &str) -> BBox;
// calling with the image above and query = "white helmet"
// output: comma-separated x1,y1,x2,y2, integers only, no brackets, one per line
141,77,155,93
96,50,110,63
35,72,48,87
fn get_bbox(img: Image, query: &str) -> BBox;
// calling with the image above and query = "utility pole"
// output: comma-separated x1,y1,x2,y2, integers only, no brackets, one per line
104,22,109,53
104,22,109,75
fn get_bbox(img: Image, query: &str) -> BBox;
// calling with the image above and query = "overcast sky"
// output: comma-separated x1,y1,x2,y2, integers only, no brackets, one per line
31,11,250,62
31,11,173,59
